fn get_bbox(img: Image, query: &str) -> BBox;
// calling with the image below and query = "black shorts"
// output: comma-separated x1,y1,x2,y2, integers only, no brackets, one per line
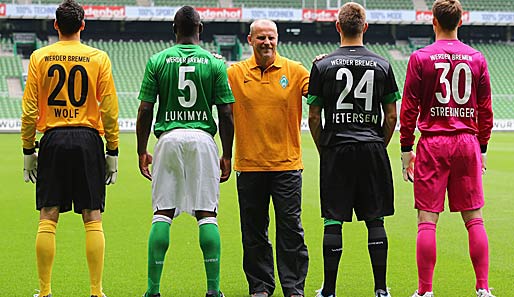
320,142,394,222
36,127,105,214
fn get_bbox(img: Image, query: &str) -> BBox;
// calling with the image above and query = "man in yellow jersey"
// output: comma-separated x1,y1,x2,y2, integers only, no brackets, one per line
21,1,119,297
227,19,309,297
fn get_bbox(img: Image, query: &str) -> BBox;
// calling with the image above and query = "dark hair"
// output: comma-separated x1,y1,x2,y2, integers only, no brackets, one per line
432,0,462,31
338,2,366,37
173,6,201,37
56,0,84,35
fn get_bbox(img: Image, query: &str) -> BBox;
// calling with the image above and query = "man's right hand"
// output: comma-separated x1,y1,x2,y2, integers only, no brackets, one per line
23,153,38,183
138,152,153,181
401,151,416,182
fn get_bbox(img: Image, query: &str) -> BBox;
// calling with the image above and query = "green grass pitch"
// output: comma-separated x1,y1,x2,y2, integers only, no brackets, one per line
1,132,512,297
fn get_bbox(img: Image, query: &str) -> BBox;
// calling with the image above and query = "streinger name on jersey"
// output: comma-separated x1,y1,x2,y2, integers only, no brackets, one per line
431,106,475,118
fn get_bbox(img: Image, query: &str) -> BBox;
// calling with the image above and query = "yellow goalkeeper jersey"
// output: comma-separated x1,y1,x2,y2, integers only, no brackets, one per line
21,40,119,151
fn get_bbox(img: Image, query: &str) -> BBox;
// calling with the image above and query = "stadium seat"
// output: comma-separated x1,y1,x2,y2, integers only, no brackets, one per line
2,39,514,119
425,0,514,11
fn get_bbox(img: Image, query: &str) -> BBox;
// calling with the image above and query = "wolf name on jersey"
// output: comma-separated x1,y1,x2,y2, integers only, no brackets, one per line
21,40,119,150
138,44,234,137
309,46,400,145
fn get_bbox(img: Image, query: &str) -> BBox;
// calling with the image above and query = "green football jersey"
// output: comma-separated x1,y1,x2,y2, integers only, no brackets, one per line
138,44,234,137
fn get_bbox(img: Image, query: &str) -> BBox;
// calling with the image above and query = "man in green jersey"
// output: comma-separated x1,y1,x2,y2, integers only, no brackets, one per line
136,6,234,297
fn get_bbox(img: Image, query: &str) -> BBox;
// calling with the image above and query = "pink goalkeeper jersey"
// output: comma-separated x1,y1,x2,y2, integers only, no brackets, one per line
400,39,493,147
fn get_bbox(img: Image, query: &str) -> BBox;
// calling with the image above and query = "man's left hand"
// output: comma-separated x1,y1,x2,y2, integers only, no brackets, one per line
220,156,231,183
23,153,38,183
481,153,487,175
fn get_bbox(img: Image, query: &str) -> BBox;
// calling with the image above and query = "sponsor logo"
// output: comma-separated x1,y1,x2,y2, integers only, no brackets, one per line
302,9,338,22
196,8,241,20
0,4,6,16
416,10,469,22
84,6,125,19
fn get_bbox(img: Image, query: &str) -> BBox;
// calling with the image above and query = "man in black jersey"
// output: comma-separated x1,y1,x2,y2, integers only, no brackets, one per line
307,2,400,297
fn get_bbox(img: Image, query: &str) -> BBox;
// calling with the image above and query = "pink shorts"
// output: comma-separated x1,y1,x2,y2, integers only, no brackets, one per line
414,133,484,212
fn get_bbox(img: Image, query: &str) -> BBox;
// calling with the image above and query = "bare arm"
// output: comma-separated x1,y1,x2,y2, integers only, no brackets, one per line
217,103,234,183
308,105,323,155
382,102,397,147
136,101,154,180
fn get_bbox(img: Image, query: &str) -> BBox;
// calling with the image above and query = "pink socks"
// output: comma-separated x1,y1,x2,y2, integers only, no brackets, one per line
466,218,490,290
416,222,437,295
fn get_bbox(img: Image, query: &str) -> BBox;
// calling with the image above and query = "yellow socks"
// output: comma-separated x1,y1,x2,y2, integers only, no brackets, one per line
85,220,105,297
36,219,57,296
36,219,105,296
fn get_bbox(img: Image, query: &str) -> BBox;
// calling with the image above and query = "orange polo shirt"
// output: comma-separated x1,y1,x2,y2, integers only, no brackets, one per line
228,53,309,171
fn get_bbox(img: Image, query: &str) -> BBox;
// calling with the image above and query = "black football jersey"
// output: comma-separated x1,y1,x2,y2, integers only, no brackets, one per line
309,46,400,145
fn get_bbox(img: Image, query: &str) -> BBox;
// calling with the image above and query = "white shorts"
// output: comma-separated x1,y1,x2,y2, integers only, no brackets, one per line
152,129,220,217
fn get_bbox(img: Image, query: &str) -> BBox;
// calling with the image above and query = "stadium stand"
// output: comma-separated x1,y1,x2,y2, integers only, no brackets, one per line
425,0,514,11
0,56,23,94
86,39,216,118
23,0,514,10
233,0,303,8
1,39,514,119
34,0,138,4
365,0,414,10
153,0,221,7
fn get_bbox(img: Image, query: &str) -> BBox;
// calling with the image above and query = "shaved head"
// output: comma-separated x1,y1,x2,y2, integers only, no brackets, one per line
174,5,201,37
249,19,277,36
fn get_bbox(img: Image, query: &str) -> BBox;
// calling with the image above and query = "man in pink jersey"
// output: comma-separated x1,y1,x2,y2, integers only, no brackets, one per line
400,1,494,297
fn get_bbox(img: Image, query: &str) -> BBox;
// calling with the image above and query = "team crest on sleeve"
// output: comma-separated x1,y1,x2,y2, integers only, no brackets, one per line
279,75,289,89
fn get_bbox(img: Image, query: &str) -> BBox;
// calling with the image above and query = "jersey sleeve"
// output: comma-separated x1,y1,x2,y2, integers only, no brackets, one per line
400,52,422,148
308,62,322,97
298,63,310,97
476,54,493,146
138,57,159,103
383,64,401,104
214,59,235,105
21,53,39,150
307,94,323,106
97,53,119,151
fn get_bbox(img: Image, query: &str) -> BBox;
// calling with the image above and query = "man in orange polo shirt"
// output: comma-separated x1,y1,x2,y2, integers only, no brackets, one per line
227,19,309,297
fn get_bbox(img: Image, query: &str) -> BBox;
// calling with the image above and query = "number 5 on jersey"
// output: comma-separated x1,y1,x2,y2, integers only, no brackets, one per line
178,66,197,108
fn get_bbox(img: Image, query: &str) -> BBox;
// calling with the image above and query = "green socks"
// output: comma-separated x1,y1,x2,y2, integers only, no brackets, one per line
146,219,170,295
146,216,220,296
199,220,221,294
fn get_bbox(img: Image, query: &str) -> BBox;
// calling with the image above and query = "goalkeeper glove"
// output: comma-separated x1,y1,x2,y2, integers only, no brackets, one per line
23,152,38,183
481,153,487,175
105,153,118,185
401,151,416,182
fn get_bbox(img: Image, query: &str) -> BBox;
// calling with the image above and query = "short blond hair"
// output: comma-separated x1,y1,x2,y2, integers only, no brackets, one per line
338,2,366,37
